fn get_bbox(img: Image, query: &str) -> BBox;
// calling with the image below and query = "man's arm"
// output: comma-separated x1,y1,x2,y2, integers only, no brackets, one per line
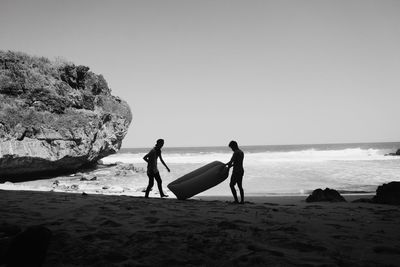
159,153,170,172
225,153,236,168
143,153,149,163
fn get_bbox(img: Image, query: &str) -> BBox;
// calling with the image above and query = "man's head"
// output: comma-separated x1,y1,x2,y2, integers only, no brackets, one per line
229,140,238,151
155,139,164,149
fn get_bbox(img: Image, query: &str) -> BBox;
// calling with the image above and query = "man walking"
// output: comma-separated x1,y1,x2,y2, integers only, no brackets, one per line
143,139,170,198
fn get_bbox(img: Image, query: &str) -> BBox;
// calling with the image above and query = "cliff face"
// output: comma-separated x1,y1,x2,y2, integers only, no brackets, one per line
0,51,132,179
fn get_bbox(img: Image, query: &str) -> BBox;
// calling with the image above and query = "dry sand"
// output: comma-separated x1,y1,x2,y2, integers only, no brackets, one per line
1,190,400,267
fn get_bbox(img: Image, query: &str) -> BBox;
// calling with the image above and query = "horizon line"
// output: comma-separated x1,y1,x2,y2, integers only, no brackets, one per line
121,140,400,150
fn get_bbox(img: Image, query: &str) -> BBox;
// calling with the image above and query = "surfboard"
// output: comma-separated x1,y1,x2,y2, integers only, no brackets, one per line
167,161,229,200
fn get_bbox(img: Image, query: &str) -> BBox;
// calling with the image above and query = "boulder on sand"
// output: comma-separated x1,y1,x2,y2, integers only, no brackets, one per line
306,188,346,203
0,51,132,180
384,148,400,156
372,181,400,205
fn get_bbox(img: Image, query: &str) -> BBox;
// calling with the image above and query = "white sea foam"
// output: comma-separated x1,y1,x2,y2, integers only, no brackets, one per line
245,148,391,163
98,147,400,196
2,145,399,197
102,148,396,165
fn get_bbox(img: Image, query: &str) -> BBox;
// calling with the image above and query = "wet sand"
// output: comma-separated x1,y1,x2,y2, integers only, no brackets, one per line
1,190,400,266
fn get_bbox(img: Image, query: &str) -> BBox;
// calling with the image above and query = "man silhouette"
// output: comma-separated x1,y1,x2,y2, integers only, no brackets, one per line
143,139,170,198
226,140,245,204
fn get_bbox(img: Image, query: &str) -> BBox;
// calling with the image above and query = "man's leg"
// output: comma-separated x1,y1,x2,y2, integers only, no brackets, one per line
230,175,239,203
237,174,244,204
154,172,167,197
145,171,155,198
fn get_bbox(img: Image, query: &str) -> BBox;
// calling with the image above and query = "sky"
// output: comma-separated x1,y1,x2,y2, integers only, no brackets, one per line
1,0,399,148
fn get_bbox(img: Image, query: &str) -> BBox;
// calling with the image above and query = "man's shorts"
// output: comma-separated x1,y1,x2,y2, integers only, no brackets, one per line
147,169,159,177
230,169,244,184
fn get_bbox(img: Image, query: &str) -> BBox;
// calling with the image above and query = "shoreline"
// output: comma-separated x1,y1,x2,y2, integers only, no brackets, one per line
196,193,375,204
0,185,375,201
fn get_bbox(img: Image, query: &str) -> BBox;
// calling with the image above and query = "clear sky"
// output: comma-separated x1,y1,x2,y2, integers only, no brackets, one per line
1,0,399,148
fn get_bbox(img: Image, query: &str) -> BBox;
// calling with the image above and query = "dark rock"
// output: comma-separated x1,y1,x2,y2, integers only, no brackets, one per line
70,184,79,190
384,149,400,156
306,188,346,203
114,170,120,176
4,225,52,267
79,174,96,181
372,181,400,205
0,51,132,180
116,163,136,171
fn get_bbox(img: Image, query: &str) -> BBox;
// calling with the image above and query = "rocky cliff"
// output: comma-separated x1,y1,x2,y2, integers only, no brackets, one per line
0,51,132,180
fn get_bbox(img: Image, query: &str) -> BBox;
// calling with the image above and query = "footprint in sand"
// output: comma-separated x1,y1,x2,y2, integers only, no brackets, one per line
332,234,359,240
263,202,279,206
233,219,251,224
49,220,64,226
247,244,285,257
100,219,123,227
167,208,181,212
217,220,241,230
325,223,348,230
144,216,160,224
290,242,327,252
304,205,323,209
274,226,299,232
253,205,271,211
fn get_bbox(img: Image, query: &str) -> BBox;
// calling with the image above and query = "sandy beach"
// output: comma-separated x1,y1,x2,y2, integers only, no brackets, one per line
1,190,400,267
2,1,400,266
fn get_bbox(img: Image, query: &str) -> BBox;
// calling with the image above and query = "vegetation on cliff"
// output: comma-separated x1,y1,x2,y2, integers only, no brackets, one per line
0,51,131,141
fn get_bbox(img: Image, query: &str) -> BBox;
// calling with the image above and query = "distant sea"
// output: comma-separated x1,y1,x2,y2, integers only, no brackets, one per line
102,142,400,196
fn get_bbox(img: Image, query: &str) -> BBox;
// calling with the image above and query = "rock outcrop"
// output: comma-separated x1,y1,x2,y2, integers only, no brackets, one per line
0,51,132,180
384,149,400,156
372,181,400,205
306,188,346,202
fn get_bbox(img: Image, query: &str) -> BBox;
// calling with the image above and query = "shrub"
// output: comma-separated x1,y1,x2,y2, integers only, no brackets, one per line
0,50,114,113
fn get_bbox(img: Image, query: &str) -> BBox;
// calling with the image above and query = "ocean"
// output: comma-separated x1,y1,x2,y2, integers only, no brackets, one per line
1,142,399,197
101,142,400,196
